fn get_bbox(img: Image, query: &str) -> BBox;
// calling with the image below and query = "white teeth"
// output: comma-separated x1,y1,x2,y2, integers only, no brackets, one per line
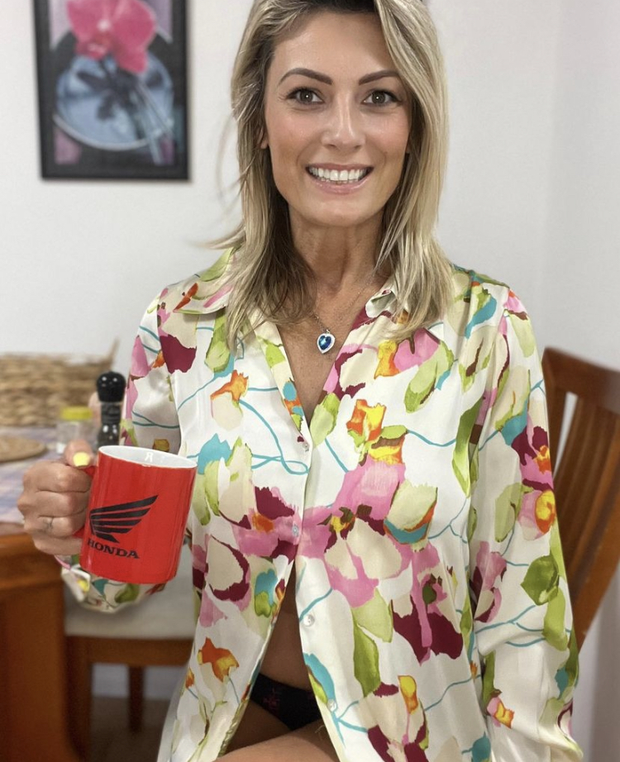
308,167,369,183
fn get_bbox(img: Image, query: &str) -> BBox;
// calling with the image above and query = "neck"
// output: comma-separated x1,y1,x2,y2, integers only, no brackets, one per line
290,215,383,294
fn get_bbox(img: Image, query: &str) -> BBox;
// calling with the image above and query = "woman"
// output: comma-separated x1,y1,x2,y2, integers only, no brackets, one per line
19,1,582,760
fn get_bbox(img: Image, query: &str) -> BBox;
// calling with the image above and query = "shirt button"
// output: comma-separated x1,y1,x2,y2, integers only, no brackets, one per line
327,699,337,712
301,440,310,452
292,524,300,537
302,613,315,627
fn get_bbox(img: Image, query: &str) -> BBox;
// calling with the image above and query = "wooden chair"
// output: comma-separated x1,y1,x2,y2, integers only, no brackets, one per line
542,347,620,649
64,543,195,760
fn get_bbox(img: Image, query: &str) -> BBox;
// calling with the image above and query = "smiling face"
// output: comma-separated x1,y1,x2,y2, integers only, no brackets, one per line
261,11,411,239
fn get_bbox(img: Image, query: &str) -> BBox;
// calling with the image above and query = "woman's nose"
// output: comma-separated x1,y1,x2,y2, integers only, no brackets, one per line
321,98,365,151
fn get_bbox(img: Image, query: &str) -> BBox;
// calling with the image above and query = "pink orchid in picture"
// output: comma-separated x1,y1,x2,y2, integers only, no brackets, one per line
67,0,157,74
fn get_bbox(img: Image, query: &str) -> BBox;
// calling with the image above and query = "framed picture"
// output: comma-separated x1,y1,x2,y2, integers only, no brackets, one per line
33,0,189,180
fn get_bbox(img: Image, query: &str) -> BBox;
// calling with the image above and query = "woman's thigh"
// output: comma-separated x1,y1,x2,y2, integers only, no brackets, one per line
224,700,290,752
221,719,339,761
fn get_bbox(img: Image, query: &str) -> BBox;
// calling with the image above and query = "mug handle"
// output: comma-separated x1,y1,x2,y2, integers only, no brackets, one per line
73,463,97,539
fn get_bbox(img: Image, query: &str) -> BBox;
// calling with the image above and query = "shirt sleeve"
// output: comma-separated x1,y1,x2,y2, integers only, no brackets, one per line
120,292,181,454
61,292,183,612
467,290,582,761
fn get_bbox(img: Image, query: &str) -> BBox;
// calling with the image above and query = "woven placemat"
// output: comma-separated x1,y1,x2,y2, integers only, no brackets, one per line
0,436,47,464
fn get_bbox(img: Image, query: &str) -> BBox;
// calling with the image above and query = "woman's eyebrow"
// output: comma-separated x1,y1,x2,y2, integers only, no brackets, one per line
278,67,401,86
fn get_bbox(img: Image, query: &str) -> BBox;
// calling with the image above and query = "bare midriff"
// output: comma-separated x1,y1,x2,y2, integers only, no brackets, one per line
254,312,368,688
259,567,312,688
225,313,364,753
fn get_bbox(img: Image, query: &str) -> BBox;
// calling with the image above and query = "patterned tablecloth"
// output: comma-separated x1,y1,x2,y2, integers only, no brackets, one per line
0,427,57,523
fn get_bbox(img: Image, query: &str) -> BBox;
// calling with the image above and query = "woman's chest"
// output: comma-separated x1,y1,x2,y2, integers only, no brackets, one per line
278,325,337,422
172,324,482,560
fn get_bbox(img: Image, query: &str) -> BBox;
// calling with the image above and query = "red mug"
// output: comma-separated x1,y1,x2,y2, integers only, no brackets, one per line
78,446,197,584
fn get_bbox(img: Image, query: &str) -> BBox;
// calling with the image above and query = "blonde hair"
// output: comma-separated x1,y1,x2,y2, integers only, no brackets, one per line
213,0,453,348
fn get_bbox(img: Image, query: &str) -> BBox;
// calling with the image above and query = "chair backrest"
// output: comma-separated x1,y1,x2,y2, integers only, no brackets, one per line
542,347,620,649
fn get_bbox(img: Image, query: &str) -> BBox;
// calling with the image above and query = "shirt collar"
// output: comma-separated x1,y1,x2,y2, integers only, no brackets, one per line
365,276,444,343
171,249,235,315
171,258,444,342
171,250,398,316
370,276,397,302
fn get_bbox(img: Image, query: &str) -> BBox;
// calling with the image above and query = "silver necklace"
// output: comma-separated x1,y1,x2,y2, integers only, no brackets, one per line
312,273,375,354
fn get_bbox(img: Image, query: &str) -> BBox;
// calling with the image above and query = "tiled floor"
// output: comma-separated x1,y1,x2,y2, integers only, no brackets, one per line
90,696,168,762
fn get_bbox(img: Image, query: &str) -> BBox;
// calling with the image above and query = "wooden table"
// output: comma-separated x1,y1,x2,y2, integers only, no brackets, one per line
0,427,80,761
0,526,80,762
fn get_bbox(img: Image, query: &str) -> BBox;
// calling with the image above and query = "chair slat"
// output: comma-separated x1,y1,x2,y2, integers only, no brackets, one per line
570,425,620,591
542,347,620,649
555,405,613,549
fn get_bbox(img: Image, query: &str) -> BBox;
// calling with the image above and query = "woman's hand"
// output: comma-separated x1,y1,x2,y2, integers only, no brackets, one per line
17,440,94,556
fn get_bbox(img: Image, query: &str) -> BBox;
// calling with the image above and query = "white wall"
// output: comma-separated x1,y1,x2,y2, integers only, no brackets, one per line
2,0,618,757
542,0,619,363
432,0,562,322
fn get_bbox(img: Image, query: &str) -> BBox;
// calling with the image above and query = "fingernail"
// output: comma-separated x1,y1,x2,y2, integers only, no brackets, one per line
72,452,91,467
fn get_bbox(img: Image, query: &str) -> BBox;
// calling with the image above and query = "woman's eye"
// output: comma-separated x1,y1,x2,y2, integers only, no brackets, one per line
289,88,320,104
365,90,398,105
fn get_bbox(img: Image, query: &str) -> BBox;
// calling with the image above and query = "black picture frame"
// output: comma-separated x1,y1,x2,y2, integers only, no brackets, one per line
33,0,189,180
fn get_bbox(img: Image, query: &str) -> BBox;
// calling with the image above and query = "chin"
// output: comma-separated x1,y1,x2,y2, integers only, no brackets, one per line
302,204,377,229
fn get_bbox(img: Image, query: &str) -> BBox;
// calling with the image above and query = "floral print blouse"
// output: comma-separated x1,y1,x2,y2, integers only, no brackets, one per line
65,250,582,762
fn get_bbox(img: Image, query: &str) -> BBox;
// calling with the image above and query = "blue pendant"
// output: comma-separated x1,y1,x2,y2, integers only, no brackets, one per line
317,331,335,354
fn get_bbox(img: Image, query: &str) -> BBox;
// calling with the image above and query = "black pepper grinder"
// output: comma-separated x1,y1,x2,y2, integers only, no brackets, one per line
96,371,126,449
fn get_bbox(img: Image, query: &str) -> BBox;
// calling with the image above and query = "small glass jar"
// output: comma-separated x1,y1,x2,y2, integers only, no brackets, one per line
56,406,95,455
